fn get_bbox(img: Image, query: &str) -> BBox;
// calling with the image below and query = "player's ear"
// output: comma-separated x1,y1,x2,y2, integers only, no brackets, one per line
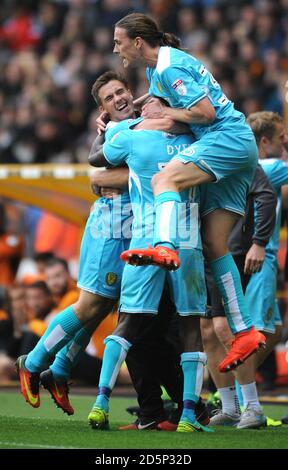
135,37,142,49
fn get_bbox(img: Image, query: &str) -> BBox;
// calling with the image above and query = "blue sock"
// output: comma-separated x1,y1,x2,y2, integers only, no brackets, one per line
95,387,111,413
181,351,207,422
50,327,91,381
210,253,253,334
235,380,244,408
154,191,181,249
25,306,83,373
94,335,131,412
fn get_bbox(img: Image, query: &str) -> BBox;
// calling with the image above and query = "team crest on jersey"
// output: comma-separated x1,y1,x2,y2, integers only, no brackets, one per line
106,272,117,286
157,82,163,93
171,79,187,96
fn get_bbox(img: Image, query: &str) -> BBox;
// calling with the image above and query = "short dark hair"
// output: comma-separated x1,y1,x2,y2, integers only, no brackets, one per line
26,280,51,295
91,71,129,106
33,252,54,263
45,257,69,272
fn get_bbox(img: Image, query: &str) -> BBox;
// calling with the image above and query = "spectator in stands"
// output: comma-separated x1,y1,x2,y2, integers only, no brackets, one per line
0,202,25,287
44,257,79,322
0,1,287,165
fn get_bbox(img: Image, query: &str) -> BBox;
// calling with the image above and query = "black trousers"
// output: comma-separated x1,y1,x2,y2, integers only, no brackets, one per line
125,285,183,421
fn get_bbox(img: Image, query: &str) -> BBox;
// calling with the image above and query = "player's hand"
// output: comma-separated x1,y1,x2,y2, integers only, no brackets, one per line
244,244,265,274
96,111,110,135
141,98,166,119
91,183,101,196
100,187,122,199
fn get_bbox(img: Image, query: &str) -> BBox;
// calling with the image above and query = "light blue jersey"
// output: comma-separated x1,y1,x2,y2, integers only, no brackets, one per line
77,119,135,298
245,158,288,333
103,119,206,315
103,119,201,248
147,46,250,140
147,47,258,216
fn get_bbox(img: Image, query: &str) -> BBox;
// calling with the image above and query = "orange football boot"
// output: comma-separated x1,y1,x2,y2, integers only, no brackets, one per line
120,245,180,271
219,327,266,373
16,355,40,408
40,369,74,415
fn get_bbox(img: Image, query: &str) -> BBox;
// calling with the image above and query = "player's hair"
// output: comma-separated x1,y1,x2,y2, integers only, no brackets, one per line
45,257,69,272
33,251,54,263
247,111,283,144
91,71,129,106
116,13,181,49
26,280,51,295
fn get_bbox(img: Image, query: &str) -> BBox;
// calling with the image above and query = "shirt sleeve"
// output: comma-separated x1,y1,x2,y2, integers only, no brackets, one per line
103,130,130,166
269,160,288,190
160,66,207,109
249,165,277,247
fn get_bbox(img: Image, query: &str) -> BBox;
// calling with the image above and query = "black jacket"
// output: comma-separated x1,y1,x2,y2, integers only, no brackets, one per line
228,164,277,255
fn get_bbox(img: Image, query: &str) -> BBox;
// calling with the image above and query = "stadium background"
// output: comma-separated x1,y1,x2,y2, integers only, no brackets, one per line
0,0,287,392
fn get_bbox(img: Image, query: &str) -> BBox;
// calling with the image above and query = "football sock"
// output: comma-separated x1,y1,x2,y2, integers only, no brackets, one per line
218,385,241,416
241,382,261,411
26,306,83,373
94,335,131,412
210,253,253,334
181,351,207,422
154,191,181,249
50,327,91,381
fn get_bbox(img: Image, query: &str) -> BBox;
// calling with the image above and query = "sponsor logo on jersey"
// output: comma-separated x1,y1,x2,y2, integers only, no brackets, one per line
171,79,187,96
106,272,118,286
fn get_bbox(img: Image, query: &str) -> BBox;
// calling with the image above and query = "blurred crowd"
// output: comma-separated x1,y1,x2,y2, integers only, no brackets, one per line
0,0,288,165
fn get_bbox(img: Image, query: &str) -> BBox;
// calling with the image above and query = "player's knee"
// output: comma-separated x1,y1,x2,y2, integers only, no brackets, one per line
73,296,115,322
202,238,227,261
200,318,216,349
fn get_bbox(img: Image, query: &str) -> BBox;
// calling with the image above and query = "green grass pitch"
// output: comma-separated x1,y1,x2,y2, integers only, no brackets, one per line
0,391,287,449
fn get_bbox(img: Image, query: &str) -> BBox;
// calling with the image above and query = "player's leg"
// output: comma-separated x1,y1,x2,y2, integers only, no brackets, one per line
39,293,116,415
88,261,165,429
169,248,213,433
16,227,126,408
16,290,115,409
88,312,160,429
176,315,214,433
202,256,265,428
121,129,257,273
120,158,212,269
122,285,182,431
201,317,241,425
201,209,266,373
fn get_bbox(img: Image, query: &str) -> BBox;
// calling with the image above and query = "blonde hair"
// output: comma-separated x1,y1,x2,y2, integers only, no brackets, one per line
247,111,283,143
